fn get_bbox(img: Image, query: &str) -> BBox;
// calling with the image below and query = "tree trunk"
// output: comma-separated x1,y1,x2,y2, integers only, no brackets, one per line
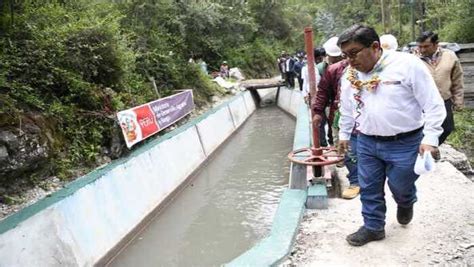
411,0,416,41
381,0,392,33
381,0,385,32
398,0,402,38
386,0,392,33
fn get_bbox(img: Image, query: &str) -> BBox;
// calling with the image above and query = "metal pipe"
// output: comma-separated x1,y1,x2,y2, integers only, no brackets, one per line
303,27,321,156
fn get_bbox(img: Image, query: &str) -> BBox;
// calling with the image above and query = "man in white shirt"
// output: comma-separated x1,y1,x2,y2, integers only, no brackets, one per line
301,59,321,101
337,25,446,246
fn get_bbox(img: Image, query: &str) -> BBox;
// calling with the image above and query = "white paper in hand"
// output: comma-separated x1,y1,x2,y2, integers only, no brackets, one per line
414,151,436,175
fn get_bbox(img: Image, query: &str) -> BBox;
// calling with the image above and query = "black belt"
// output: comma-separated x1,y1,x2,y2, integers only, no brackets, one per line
364,127,423,141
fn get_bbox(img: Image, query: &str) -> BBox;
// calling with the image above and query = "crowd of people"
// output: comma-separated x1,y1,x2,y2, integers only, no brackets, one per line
279,25,464,247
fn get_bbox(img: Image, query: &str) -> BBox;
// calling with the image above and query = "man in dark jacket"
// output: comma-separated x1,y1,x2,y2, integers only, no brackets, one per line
293,53,305,91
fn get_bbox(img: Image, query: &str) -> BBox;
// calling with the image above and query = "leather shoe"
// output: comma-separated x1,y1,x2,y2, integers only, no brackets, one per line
346,227,385,246
397,205,413,225
342,185,360,199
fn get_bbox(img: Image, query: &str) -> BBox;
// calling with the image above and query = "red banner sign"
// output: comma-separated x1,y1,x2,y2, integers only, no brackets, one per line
117,90,194,148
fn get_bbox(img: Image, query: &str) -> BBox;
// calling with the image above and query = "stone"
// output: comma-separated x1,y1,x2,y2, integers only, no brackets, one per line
229,67,245,81
439,144,473,175
0,128,50,182
0,145,8,162
0,130,19,150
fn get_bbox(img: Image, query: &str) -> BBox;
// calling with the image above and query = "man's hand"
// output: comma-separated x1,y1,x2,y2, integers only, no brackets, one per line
338,140,350,155
454,105,463,112
419,144,438,157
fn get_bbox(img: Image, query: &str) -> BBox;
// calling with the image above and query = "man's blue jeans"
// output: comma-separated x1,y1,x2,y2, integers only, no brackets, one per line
344,134,358,185
357,131,422,231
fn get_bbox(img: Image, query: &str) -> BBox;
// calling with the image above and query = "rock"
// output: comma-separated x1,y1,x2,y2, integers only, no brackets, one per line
0,145,8,162
439,144,473,175
109,125,124,159
229,67,245,81
22,123,41,134
0,117,51,183
0,130,20,150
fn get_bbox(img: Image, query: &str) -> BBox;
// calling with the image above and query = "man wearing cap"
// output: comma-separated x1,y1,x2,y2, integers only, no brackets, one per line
380,34,398,51
337,25,445,246
312,37,358,199
318,37,345,146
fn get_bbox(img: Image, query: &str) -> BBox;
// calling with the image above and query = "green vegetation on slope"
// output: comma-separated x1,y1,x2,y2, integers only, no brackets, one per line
0,0,472,188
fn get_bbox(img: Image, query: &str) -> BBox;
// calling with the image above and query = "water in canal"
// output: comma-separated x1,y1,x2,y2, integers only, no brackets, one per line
109,105,295,267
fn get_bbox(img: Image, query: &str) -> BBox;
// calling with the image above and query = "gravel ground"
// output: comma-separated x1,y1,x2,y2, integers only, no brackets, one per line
0,176,67,220
285,161,474,266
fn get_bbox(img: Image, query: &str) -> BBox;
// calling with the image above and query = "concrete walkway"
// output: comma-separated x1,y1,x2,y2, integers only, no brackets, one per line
286,161,474,266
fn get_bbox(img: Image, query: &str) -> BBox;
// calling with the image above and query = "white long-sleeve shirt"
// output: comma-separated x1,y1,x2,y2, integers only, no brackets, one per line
301,64,321,97
339,51,446,147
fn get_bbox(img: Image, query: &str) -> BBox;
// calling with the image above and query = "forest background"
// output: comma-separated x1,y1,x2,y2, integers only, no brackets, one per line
0,0,473,195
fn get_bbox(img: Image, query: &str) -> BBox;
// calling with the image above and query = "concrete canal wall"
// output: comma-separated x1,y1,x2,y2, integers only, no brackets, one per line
228,87,311,266
0,91,256,267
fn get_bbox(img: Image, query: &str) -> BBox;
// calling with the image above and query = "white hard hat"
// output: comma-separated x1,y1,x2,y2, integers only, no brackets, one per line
323,37,342,57
380,34,398,51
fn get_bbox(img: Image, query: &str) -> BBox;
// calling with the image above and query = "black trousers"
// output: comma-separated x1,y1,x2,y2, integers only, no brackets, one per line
297,76,303,91
319,112,328,147
285,72,295,88
439,99,455,145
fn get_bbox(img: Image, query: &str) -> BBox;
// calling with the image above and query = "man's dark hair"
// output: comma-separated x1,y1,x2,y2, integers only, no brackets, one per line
337,24,380,48
416,31,439,44
314,47,326,57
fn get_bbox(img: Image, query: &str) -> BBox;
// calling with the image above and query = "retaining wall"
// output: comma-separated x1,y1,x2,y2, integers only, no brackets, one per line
0,91,256,267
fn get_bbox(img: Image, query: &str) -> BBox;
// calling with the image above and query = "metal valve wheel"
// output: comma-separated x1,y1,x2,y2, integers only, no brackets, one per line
288,146,344,166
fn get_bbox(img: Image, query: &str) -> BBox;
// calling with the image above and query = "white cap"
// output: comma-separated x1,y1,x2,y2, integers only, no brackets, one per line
323,37,342,57
380,34,398,51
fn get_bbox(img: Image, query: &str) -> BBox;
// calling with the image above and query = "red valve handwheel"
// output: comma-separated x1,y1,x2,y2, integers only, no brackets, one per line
288,146,344,166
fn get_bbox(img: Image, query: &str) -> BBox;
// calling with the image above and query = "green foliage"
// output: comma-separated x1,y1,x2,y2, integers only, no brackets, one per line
224,38,281,78
0,2,151,180
447,108,474,165
425,0,474,43
2,0,472,185
1,0,280,183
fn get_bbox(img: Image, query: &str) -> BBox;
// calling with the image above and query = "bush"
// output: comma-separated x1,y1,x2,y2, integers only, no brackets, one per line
0,0,302,186
224,38,281,78
447,108,474,165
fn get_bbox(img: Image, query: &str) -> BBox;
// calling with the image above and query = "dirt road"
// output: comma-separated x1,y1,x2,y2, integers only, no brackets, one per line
286,161,474,266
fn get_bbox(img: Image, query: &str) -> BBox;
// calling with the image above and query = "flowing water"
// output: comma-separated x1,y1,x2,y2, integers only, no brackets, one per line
109,105,295,267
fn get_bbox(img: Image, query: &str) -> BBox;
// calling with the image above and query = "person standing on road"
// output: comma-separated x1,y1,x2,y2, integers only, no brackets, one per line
312,37,359,200
337,25,446,246
417,31,464,148
301,55,321,104
293,53,305,92
285,53,296,88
